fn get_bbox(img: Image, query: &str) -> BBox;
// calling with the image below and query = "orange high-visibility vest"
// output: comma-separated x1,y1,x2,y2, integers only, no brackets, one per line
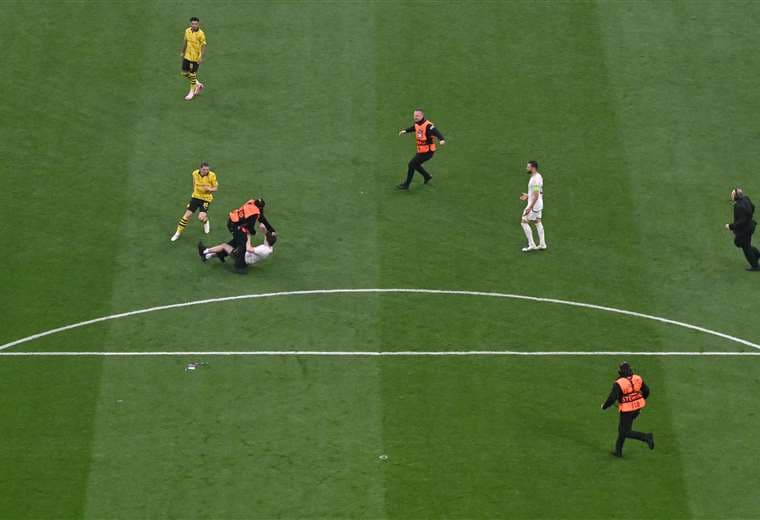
228,200,260,223
415,120,436,153
616,375,646,412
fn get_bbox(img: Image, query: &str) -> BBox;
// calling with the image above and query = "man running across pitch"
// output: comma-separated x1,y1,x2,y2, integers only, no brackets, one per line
397,109,446,190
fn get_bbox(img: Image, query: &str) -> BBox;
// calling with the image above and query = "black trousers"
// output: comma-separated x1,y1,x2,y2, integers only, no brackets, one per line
734,231,760,268
616,410,648,455
403,152,435,185
227,220,248,269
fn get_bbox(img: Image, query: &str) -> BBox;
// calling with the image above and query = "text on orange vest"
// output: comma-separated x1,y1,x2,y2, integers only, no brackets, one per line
415,120,437,153
616,375,646,412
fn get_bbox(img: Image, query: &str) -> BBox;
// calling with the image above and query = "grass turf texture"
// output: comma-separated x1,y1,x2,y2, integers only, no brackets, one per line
2,0,759,518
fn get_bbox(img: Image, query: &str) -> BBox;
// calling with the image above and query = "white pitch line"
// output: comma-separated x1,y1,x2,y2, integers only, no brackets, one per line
0,351,759,357
1,288,759,352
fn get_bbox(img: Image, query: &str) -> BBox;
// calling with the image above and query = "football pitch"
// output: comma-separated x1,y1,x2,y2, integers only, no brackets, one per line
3,1,760,518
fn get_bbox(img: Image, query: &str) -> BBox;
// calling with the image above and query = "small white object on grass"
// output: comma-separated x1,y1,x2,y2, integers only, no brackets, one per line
378,454,388,460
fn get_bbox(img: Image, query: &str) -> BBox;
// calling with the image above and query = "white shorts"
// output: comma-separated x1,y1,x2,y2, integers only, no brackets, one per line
523,208,542,221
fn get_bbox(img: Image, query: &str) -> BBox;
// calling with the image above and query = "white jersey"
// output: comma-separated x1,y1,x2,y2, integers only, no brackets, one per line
527,172,544,212
244,244,273,265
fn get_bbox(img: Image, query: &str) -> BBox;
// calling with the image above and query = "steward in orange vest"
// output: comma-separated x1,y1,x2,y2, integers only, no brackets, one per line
397,108,446,190
601,362,655,457
226,198,275,271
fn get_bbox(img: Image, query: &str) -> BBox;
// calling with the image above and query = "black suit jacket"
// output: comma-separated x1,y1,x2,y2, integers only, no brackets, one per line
729,196,756,236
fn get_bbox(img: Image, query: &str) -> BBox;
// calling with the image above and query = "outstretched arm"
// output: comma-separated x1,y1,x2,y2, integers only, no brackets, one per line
259,214,276,233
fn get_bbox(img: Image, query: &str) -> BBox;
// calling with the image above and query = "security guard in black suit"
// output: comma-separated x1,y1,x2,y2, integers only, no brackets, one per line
726,188,760,271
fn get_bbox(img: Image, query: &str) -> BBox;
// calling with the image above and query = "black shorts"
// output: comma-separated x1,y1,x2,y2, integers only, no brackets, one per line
181,59,200,73
186,198,210,213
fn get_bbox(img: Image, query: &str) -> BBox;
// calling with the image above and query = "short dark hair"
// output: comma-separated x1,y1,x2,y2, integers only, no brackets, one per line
254,198,266,209
190,17,200,22
414,108,424,113
618,362,633,377
266,232,278,246
528,160,539,170
199,161,209,168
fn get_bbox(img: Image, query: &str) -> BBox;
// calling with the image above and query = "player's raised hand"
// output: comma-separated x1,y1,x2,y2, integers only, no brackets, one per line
398,130,406,136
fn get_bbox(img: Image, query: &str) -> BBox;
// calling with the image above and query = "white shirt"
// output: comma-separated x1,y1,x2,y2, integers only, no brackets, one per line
527,172,543,212
244,244,273,265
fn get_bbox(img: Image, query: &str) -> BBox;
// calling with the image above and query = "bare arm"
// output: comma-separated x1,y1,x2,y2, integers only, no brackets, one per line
199,43,207,63
523,191,538,215
245,233,257,253
180,39,187,57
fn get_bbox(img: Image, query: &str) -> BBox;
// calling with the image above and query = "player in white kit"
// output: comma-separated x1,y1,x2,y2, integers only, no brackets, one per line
198,223,277,266
519,160,547,252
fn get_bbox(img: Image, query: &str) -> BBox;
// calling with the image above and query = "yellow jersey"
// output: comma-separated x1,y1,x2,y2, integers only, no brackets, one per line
183,27,207,62
191,170,218,202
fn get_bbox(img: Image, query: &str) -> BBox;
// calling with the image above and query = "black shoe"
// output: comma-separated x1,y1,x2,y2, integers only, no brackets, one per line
746,266,760,271
396,183,409,190
197,242,207,262
217,251,227,263
647,433,655,450
424,176,433,185
611,451,623,458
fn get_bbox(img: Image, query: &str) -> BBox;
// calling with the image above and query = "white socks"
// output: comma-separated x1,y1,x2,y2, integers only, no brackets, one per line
521,222,536,248
535,223,546,247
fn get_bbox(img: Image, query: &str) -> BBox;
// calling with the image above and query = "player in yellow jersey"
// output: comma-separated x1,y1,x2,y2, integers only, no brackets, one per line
171,162,218,241
180,17,207,101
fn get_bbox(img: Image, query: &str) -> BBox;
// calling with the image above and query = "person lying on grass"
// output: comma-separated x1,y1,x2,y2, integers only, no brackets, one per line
198,223,277,271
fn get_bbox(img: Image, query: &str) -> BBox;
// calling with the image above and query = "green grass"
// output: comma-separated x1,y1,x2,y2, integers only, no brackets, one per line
2,0,759,518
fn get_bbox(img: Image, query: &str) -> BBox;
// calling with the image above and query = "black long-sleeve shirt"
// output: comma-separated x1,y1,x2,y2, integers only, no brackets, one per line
602,379,650,410
404,119,445,142
238,213,275,235
729,196,756,235
258,214,276,234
